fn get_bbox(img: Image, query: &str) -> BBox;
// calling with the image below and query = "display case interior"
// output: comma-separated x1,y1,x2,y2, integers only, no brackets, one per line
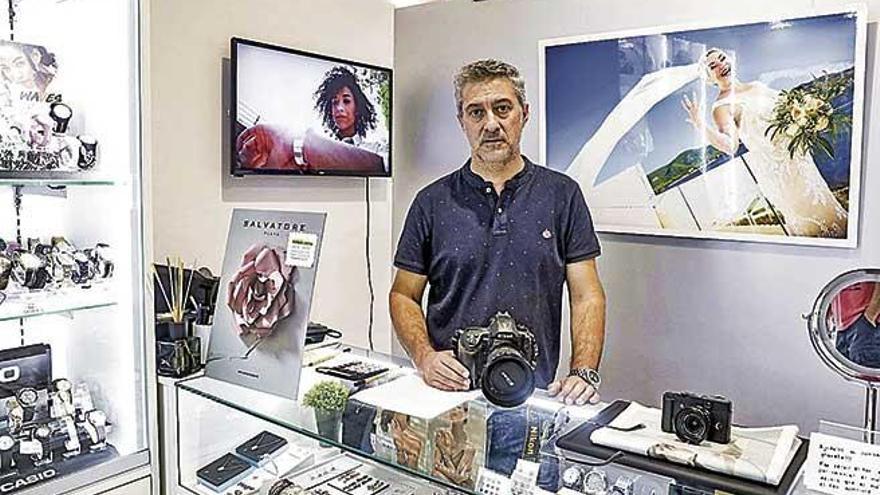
0,0,150,493
176,387,461,495
174,343,825,495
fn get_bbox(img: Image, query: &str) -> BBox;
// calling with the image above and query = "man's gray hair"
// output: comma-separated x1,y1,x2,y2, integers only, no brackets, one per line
454,59,526,116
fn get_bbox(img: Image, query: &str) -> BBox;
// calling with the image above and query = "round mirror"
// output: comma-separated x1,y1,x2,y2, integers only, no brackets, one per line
808,268,880,384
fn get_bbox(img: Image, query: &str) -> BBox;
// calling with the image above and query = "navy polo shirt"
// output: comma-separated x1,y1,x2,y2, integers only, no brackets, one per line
394,156,601,387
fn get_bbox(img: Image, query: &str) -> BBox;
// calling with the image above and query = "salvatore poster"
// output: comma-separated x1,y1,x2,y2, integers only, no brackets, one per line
540,8,865,247
206,208,326,399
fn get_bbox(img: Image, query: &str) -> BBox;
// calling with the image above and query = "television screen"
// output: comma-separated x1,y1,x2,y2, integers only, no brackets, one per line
231,38,392,177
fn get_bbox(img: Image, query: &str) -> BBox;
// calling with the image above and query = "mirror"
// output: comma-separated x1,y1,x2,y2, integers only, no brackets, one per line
808,269,880,381
808,269,880,437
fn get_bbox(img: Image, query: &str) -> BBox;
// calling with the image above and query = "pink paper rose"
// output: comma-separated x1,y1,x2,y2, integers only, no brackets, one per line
227,244,294,337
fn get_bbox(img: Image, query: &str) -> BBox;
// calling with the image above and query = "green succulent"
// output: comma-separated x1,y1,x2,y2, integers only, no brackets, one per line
303,380,349,412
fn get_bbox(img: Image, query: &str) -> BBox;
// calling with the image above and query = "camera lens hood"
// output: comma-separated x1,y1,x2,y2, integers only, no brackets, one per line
481,346,535,408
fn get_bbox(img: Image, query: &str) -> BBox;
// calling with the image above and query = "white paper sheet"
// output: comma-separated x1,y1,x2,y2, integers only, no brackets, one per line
803,432,880,495
350,373,480,419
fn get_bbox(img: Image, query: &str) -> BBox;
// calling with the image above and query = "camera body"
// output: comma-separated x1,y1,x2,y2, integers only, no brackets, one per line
453,312,538,408
661,391,732,445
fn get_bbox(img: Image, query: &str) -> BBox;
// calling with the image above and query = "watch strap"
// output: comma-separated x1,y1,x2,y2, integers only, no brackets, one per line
569,367,601,389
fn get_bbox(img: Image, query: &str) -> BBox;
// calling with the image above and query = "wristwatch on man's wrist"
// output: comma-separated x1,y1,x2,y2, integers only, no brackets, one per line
569,367,601,389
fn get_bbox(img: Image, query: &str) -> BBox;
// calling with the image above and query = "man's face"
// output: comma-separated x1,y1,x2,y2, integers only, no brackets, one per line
458,78,529,165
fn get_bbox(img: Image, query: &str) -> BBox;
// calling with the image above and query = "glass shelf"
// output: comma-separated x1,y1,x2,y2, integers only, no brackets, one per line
0,285,117,321
0,171,119,186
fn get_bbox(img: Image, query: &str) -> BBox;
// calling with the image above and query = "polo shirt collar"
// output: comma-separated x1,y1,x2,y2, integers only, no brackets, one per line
460,155,535,191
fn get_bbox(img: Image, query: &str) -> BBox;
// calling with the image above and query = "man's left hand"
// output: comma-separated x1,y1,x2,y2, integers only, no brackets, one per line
547,376,599,406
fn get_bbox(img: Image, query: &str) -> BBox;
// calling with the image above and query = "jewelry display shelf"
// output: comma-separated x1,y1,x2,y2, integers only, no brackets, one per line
0,285,117,322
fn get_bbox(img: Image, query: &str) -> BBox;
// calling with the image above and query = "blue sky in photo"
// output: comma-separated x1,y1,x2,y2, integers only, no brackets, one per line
544,13,857,185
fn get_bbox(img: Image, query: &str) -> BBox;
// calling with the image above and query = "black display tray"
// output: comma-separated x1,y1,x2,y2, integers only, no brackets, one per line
555,401,808,495
0,444,118,494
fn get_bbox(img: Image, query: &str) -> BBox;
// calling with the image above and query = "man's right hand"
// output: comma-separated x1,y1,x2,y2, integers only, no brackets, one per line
416,350,470,391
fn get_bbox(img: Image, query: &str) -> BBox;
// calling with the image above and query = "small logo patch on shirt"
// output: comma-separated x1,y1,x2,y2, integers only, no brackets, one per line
542,229,552,239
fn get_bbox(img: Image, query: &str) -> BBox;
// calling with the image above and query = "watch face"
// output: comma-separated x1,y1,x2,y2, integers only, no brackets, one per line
17,388,38,407
88,410,106,425
19,253,43,269
562,466,583,486
587,369,601,387
54,379,72,392
584,470,608,495
0,436,14,450
35,426,50,438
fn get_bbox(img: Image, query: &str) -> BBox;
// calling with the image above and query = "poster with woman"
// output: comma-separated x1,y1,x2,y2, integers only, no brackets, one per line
539,7,866,247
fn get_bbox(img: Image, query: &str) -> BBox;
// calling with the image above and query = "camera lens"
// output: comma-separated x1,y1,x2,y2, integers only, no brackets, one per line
674,406,711,444
481,346,535,408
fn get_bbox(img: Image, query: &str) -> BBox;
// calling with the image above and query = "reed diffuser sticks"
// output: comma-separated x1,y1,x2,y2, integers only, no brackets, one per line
152,256,197,324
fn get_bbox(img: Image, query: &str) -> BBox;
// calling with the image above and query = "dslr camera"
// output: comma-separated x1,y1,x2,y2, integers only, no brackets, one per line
661,391,733,445
453,312,538,408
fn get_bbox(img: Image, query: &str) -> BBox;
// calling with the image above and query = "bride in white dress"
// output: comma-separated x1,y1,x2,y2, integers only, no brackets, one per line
681,48,848,238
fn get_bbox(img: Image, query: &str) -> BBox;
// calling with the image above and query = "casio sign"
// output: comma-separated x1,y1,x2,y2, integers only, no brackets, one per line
0,366,20,384
0,468,56,492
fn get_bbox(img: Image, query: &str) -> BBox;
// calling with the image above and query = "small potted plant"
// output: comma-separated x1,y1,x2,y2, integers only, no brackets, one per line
303,380,349,443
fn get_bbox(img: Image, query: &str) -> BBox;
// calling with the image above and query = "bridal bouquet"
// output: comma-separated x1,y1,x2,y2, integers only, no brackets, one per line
765,71,852,160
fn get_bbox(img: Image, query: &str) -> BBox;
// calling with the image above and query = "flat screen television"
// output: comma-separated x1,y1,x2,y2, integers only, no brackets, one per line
230,37,392,177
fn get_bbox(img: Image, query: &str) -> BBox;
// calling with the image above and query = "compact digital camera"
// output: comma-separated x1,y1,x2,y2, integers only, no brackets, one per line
453,312,538,408
661,391,733,445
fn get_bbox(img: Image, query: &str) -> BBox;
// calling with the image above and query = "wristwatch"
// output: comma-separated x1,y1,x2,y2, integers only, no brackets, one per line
0,435,16,470
5,398,24,433
583,469,609,495
61,415,81,457
14,251,49,289
562,466,585,489
30,425,51,465
0,253,11,290
569,367,601,389
84,410,108,448
89,243,114,279
50,378,75,418
292,135,306,169
15,387,39,422
49,102,73,134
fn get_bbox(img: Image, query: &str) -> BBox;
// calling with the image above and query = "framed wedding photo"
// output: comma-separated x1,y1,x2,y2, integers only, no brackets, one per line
540,6,866,247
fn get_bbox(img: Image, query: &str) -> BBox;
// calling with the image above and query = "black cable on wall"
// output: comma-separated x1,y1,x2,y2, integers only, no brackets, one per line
365,177,375,351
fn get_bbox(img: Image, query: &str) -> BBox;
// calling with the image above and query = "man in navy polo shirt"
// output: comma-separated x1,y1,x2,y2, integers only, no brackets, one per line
391,58,606,400
390,59,606,485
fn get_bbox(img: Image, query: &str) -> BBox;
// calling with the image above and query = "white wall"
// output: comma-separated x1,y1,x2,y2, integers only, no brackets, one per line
146,0,396,352
394,0,880,432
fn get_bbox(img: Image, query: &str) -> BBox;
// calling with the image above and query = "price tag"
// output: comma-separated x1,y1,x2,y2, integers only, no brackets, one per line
22,302,40,316
804,432,880,495
285,232,318,268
